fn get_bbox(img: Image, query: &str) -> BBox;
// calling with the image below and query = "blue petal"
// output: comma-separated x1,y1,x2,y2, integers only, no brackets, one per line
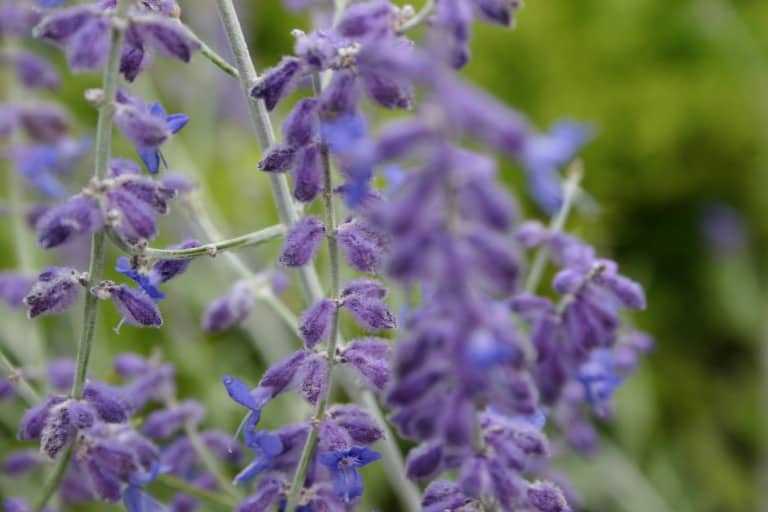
348,446,381,467
331,467,364,503
148,102,167,119
318,450,342,469
255,431,284,457
222,376,263,412
320,113,367,154
137,146,161,174
165,114,189,134
233,456,272,485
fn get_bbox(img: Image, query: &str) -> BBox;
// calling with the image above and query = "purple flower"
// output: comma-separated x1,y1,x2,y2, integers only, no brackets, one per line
113,91,189,173
35,194,103,249
24,266,86,318
299,298,336,348
104,283,163,328
336,219,389,273
279,216,326,267
233,431,284,485
282,98,318,147
526,481,569,512
0,272,35,308
258,144,296,173
10,138,90,197
318,446,381,502
341,295,397,332
291,144,323,202
47,358,76,391
202,280,256,333
141,400,205,439
2,450,40,476
11,50,60,89
339,337,391,390
116,257,164,300
250,57,303,111
35,4,199,79
222,376,272,441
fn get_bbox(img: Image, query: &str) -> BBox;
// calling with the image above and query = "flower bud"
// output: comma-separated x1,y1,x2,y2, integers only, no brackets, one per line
299,298,335,348
24,267,86,318
279,216,326,267
250,57,302,111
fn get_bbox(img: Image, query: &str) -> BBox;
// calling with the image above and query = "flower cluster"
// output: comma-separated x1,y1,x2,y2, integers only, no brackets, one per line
0,0,655,510
4,353,245,512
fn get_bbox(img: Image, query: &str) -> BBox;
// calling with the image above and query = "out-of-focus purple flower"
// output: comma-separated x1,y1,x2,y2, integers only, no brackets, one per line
0,378,15,401
35,194,103,249
526,481,569,512
202,280,256,333
0,272,35,308
318,446,381,502
7,50,60,89
337,219,388,273
34,3,199,79
47,358,76,391
2,450,40,476
701,204,748,255
279,216,326,267
24,266,86,318
142,400,205,439
113,91,189,173
10,137,90,197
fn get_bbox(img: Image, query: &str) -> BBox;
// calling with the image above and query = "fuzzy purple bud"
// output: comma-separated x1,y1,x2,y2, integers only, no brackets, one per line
340,337,391,390
299,298,336,348
35,195,103,249
341,296,397,332
405,441,443,480
526,481,569,512
202,281,256,333
337,221,387,273
250,57,302,111
258,144,296,173
282,98,318,147
279,216,326,267
24,267,86,318
107,284,163,328
292,144,323,203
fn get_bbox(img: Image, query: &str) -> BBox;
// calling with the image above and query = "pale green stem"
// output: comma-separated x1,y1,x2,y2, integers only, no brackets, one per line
133,224,285,260
214,0,324,303
524,160,584,294
196,36,240,79
0,349,40,406
33,4,128,510
398,0,436,33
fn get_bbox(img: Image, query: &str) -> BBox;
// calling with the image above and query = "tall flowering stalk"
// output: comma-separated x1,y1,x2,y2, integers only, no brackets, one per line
33,0,129,508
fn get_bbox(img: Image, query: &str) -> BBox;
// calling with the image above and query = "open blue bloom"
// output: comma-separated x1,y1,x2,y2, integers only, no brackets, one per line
233,431,284,485
137,103,189,174
123,462,167,512
576,349,623,409
318,446,381,502
116,258,164,300
222,376,273,443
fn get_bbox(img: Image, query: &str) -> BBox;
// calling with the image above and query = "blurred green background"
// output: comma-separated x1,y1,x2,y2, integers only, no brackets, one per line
2,1,768,511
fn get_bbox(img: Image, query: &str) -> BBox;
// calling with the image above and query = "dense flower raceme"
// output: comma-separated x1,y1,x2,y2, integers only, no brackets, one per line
5,353,245,511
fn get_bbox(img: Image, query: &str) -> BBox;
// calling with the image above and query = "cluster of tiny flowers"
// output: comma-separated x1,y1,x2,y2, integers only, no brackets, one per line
0,0,654,511
4,353,243,512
